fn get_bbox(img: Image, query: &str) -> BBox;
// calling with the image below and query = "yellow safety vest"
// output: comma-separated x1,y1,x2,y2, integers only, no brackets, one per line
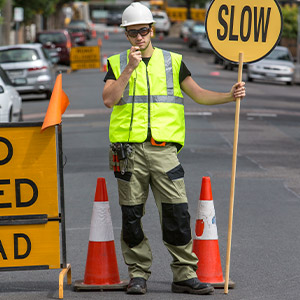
108,47,185,149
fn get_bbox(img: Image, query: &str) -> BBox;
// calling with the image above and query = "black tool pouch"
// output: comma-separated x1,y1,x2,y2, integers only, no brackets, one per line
109,143,134,181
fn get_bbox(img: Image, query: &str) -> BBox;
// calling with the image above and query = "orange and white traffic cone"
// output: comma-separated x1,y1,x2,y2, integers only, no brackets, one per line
104,31,109,40
92,23,97,39
113,25,118,33
74,178,128,291
192,177,235,289
159,32,164,40
102,55,108,72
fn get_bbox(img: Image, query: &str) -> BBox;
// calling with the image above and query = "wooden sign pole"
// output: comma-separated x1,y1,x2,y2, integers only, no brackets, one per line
224,52,244,294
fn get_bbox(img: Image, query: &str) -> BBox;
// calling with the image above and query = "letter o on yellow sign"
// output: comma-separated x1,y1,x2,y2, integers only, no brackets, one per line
205,0,282,63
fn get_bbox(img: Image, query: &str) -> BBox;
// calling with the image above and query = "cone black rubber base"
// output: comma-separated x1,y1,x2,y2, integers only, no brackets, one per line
210,279,235,289
73,279,129,292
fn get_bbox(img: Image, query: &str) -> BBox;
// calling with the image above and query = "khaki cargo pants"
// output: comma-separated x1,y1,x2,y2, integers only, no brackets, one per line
110,141,198,281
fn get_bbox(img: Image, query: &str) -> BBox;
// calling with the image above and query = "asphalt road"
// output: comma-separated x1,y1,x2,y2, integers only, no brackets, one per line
1,29,300,300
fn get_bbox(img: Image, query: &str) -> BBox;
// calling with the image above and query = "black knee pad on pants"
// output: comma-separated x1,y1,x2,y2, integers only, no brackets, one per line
122,204,145,248
162,202,192,246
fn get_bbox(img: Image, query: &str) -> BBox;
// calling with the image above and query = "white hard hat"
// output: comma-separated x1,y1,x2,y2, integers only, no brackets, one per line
120,2,155,27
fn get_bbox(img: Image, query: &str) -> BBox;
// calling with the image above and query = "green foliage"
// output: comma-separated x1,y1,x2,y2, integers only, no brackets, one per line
0,0,5,9
0,0,6,24
12,0,71,24
171,0,207,8
191,0,207,8
281,5,298,39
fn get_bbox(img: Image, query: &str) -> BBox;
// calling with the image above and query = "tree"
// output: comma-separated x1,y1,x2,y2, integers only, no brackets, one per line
191,0,208,8
0,0,6,23
13,0,72,26
13,0,55,24
173,0,208,8
0,0,5,9
281,4,298,39
185,0,208,19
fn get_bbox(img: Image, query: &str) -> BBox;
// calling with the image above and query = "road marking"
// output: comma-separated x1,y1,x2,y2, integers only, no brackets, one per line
247,113,277,118
185,112,213,116
62,114,85,118
210,71,220,76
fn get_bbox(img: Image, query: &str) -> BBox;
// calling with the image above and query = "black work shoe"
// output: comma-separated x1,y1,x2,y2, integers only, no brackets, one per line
126,277,147,294
172,277,214,295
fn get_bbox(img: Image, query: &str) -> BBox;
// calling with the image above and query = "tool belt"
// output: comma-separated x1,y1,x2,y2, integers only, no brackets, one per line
110,143,132,175
109,138,166,177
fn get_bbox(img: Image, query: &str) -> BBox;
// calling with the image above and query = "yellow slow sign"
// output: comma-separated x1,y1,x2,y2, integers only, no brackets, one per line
205,0,282,63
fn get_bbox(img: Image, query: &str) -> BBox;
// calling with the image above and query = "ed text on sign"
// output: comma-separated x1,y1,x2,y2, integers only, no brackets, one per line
0,125,60,270
205,0,282,63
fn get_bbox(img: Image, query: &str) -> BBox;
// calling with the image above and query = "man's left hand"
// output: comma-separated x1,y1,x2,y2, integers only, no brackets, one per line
231,82,246,101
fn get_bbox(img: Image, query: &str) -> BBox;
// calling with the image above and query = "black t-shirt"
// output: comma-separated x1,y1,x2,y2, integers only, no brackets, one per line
104,57,191,83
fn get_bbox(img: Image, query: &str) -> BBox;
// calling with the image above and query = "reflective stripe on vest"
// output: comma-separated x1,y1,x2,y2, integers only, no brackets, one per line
117,95,184,105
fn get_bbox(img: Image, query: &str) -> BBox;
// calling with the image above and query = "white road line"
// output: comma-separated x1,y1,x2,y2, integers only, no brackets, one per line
62,113,85,118
185,112,213,116
246,113,277,118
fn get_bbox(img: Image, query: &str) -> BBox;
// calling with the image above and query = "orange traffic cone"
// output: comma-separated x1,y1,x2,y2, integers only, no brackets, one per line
74,178,128,291
104,31,109,40
159,32,164,40
113,25,118,33
92,24,97,39
97,37,102,47
102,55,108,72
192,177,235,289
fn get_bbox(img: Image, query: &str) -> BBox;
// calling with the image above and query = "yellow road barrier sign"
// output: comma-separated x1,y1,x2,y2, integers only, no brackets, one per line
70,46,101,70
0,124,62,269
206,0,282,63
0,223,60,269
0,123,71,298
0,127,58,217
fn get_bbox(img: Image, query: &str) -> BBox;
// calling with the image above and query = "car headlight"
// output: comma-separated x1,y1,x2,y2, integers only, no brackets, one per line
37,75,51,82
280,67,294,73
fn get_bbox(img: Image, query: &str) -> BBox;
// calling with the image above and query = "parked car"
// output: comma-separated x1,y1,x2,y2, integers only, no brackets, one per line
67,20,92,40
188,22,205,48
152,11,171,36
223,60,237,71
213,53,224,65
0,66,22,122
222,58,248,71
196,30,212,53
35,30,74,65
247,46,295,85
106,10,122,26
0,43,56,99
67,27,86,46
180,19,195,38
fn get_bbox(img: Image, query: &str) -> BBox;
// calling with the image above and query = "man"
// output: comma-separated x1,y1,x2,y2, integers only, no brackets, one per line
103,2,245,296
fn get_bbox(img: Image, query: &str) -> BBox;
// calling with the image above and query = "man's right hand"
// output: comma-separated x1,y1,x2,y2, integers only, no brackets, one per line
128,46,142,70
